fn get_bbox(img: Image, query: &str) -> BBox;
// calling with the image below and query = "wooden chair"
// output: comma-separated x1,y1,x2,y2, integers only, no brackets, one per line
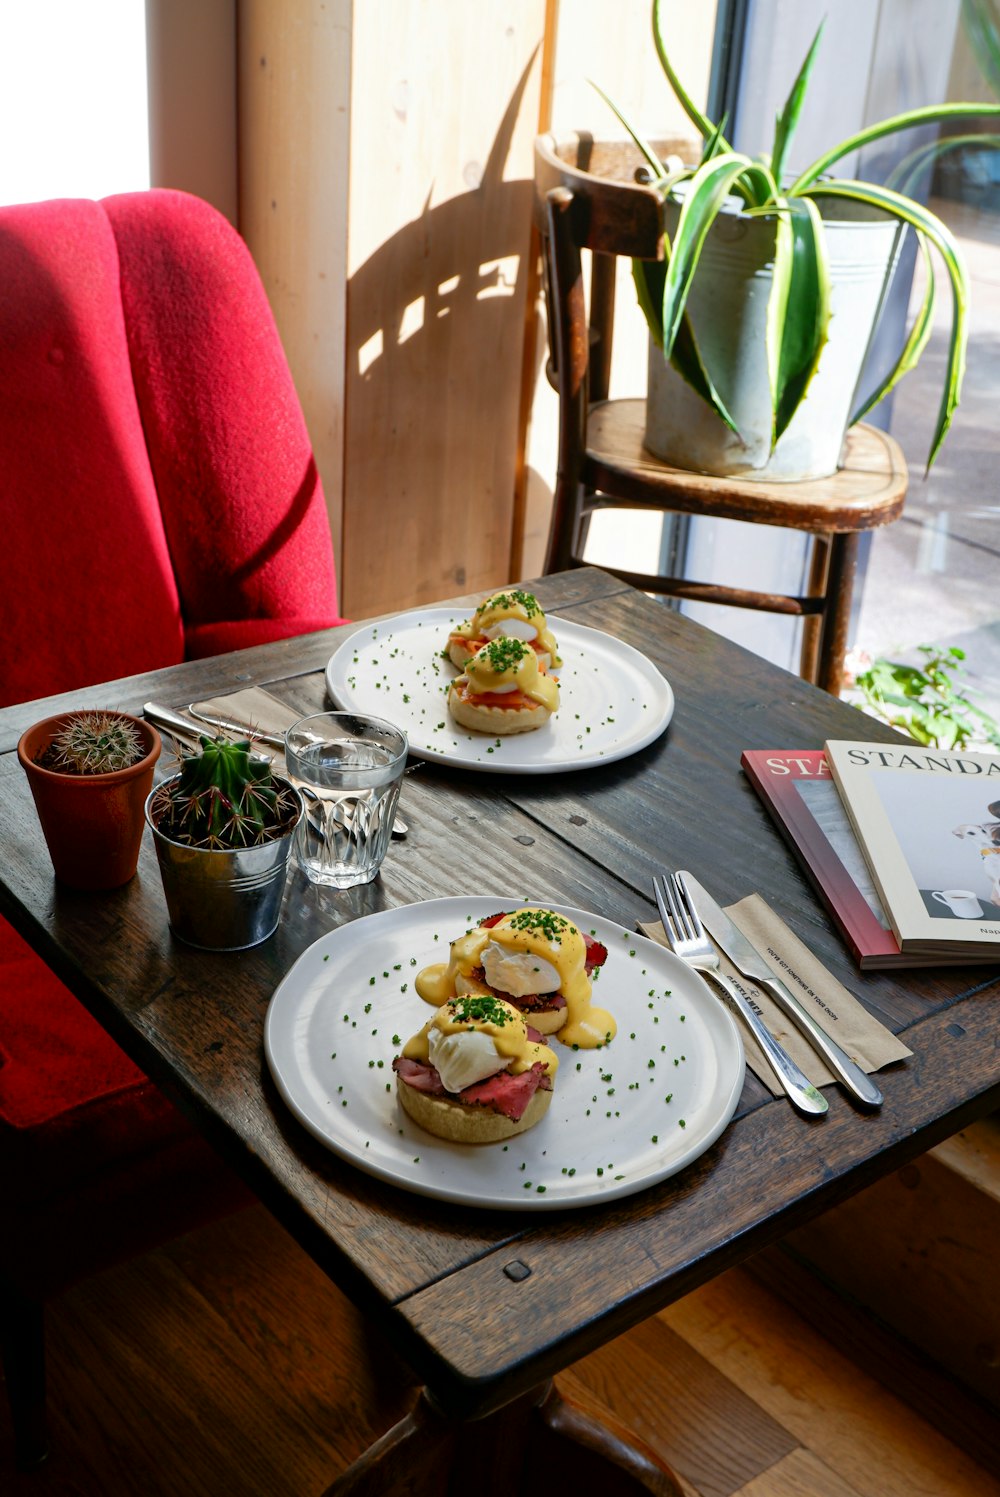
534,132,908,696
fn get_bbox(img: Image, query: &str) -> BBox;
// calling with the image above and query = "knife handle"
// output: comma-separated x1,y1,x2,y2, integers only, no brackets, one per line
699,969,828,1117
759,975,883,1109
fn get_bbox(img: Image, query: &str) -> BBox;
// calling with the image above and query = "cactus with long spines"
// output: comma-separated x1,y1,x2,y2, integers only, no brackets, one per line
150,734,299,849
47,711,145,775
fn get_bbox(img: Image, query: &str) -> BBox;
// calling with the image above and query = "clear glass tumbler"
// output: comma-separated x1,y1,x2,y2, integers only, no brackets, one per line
284,712,407,888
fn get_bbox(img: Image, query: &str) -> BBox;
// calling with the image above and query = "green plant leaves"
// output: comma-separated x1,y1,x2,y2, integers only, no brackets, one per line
589,81,669,182
790,101,1000,193
588,2,999,465
635,255,739,430
800,179,968,470
770,22,825,186
651,0,725,148
660,152,762,356
768,197,830,444
850,233,935,426
854,646,1000,750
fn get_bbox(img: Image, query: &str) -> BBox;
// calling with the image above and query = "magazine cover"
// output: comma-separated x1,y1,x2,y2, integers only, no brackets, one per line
740,749,910,968
825,740,1000,957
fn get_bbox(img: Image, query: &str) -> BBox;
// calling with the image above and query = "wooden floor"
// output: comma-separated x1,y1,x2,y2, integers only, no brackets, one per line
2,1203,998,1497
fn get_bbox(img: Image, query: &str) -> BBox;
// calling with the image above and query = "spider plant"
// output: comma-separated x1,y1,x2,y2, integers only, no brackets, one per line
602,0,1000,470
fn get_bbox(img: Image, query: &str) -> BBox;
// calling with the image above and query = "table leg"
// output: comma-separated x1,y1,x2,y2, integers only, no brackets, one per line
323,1378,685,1497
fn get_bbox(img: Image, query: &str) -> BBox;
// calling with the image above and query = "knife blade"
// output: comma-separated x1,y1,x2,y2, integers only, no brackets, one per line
679,871,882,1109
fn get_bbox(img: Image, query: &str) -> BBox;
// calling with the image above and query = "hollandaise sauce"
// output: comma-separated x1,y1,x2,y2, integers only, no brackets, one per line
414,909,616,1049
452,589,561,667
458,638,559,711
402,994,557,1079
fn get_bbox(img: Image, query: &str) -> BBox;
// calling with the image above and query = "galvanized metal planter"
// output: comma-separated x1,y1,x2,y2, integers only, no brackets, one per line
645,196,903,482
145,777,303,951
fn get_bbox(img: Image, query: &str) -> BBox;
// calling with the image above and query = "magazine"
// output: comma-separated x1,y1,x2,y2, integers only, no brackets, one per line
824,740,1000,959
740,749,915,968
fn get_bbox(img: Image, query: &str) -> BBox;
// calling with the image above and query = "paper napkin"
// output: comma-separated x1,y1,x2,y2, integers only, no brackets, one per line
192,687,303,754
639,893,912,1095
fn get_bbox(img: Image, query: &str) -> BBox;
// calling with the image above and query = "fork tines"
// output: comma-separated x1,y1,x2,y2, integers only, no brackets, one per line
653,870,695,941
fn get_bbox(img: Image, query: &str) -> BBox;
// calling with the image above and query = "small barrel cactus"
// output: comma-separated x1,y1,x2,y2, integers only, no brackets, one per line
150,734,300,849
46,711,146,775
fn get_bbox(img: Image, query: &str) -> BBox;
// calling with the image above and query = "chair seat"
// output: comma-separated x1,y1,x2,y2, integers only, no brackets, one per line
584,401,908,534
0,919,188,1206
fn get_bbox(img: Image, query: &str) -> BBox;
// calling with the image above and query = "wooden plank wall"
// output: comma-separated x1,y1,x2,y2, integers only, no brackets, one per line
341,0,548,616
162,2,718,617
238,0,352,573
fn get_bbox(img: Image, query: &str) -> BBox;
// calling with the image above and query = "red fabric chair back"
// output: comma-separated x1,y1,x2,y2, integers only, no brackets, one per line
0,188,343,707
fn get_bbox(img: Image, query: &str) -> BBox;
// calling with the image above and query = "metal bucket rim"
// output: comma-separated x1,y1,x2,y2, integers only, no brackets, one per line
143,775,303,853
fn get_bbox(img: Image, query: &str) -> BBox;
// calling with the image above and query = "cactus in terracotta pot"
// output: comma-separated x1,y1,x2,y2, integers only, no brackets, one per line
41,710,146,776
17,710,161,890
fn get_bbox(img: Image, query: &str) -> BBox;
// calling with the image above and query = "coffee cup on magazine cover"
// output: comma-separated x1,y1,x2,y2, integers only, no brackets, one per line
931,888,982,918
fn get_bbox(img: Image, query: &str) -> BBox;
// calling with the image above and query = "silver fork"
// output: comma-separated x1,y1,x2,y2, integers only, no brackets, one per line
653,871,828,1117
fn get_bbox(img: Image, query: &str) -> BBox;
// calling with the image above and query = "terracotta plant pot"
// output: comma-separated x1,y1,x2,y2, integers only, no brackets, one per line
18,711,161,890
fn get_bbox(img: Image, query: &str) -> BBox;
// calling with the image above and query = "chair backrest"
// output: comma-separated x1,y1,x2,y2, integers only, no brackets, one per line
0,189,343,709
534,131,699,412
534,131,699,255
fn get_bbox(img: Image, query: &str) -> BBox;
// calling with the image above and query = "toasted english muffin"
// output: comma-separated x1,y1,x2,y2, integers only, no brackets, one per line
447,677,553,734
395,1076,552,1143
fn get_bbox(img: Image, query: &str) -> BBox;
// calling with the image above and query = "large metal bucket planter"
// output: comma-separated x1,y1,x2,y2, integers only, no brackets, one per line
145,777,302,951
645,196,903,481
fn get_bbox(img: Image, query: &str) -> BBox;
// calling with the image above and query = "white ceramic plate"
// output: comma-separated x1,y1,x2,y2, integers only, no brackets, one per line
264,897,745,1211
324,607,673,773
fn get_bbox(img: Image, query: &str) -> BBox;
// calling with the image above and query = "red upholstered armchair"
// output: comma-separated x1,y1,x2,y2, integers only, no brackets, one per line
0,189,346,1468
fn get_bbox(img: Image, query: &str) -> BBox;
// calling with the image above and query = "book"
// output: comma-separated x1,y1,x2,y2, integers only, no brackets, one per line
824,740,1000,960
741,749,920,969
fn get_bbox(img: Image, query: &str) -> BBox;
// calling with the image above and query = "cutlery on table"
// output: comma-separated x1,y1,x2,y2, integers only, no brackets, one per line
653,871,828,1117
679,871,882,1110
143,701,410,840
188,704,287,749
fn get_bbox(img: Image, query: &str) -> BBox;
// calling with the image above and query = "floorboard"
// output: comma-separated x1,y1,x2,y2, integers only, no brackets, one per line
1,1204,996,1495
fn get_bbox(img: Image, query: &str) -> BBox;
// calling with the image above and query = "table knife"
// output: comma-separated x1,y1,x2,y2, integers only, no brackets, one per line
679,871,883,1109
143,701,409,838
143,701,229,751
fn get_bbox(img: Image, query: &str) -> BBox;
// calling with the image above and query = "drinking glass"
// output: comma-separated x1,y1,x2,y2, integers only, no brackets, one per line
284,712,407,888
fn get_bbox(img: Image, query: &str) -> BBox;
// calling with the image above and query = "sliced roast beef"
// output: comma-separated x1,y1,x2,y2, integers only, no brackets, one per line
585,935,608,969
394,1055,550,1122
392,1057,446,1094
459,1061,550,1122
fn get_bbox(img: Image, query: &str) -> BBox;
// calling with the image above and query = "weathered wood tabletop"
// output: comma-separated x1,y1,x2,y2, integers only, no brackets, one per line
3,567,998,1423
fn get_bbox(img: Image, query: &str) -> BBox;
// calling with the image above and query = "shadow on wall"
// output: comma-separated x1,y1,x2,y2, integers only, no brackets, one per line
341,53,546,616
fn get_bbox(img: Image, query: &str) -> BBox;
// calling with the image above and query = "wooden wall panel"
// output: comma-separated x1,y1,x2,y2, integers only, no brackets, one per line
341,0,547,618
237,0,351,573
146,0,238,227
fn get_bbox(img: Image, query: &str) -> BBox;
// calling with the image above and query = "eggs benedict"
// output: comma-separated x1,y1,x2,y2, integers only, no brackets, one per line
448,636,559,735
448,590,561,672
415,908,615,1047
392,993,558,1142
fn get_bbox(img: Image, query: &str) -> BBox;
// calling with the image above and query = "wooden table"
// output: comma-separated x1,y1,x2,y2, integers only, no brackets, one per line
3,567,998,1495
